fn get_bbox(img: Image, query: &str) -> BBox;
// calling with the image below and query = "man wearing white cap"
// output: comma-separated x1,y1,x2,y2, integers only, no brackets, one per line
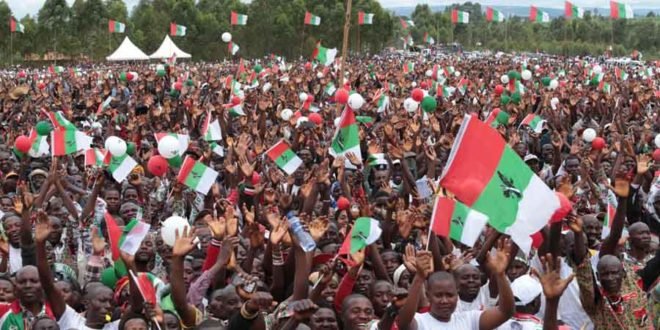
496,274,543,329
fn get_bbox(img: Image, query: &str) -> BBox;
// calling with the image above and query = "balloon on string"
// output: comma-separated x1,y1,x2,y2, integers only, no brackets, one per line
280,109,293,121
500,75,509,84
14,136,31,153
591,137,606,150
500,94,511,105
35,121,52,136
231,96,242,105
308,113,323,125
126,142,136,156
161,216,190,246
411,88,424,102
653,149,660,162
582,128,597,142
174,81,183,91
262,82,272,92
494,85,504,95
157,135,181,159
420,81,428,89
147,155,169,176
335,88,349,104
348,93,365,110
411,82,417,88
404,98,419,112
105,136,127,157
421,96,437,113
254,64,263,73
549,80,559,90
454,71,461,77
299,93,308,102
521,70,532,81
221,32,232,43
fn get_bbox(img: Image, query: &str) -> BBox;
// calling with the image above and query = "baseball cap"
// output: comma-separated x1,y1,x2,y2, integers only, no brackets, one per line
511,274,542,306
524,154,539,163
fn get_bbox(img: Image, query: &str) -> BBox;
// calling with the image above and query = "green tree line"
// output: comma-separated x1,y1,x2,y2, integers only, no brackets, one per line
0,0,658,64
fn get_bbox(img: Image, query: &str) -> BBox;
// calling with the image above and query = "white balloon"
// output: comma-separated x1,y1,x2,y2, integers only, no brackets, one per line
411,82,417,88
404,97,419,112
161,216,190,247
534,65,540,71
592,65,602,75
348,93,365,110
158,135,181,159
156,64,165,71
549,80,559,90
317,72,324,78
262,82,272,92
221,32,232,43
425,69,433,77
551,97,559,110
655,134,660,148
299,93,308,102
105,136,127,157
454,71,461,77
582,128,597,143
281,108,293,121
501,75,509,84
521,70,532,81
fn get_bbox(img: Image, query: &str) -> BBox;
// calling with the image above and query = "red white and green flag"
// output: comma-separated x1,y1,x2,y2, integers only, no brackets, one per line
444,66,455,76
615,67,628,81
430,196,488,247
312,42,337,66
85,148,110,167
403,35,413,46
520,114,546,133
329,106,361,162
457,78,469,95
486,7,505,22
338,217,382,255
42,110,75,130
154,133,189,156
266,140,303,175
48,65,65,75
602,195,617,239
202,113,222,141
399,18,414,29
485,108,510,128
599,80,612,94
403,61,415,74
376,93,390,113
530,6,551,23
358,12,374,25
170,23,186,36
610,1,633,19
565,1,584,19
324,82,337,96
105,212,123,261
120,220,151,256
10,17,24,33
304,12,321,25
28,129,49,158
51,129,92,156
228,42,240,55
439,115,560,253
177,156,219,195
423,32,435,44
108,154,138,183
231,11,248,25
108,19,126,33
452,9,470,24
437,84,451,98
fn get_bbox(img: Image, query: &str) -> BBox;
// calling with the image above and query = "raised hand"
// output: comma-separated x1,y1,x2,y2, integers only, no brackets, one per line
242,204,255,225
346,152,361,167
402,244,417,273
531,253,575,300
206,215,227,240
636,154,651,175
566,214,583,234
270,217,289,245
350,248,366,266
245,292,275,313
485,237,512,275
91,226,106,256
290,299,319,322
172,226,197,258
238,154,255,178
34,211,51,244
414,250,434,279
308,216,329,242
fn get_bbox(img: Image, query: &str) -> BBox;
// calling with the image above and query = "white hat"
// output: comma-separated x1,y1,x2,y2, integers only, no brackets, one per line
511,275,542,306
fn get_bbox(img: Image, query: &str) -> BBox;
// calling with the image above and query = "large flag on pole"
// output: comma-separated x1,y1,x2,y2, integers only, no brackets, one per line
108,19,126,33
439,115,560,253
312,42,337,66
610,1,633,19
231,11,248,25
530,6,551,23
10,17,24,33
358,12,374,25
486,7,505,22
399,18,414,29
170,23,186,36
304,12,321,25
565,1,584,19
451,9,470,24
430,196,488,247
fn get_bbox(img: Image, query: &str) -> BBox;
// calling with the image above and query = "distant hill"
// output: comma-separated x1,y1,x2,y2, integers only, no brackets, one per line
388,5,660,18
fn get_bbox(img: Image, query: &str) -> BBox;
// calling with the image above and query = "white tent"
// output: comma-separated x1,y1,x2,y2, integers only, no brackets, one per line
149,35,191,59
106,37,150,61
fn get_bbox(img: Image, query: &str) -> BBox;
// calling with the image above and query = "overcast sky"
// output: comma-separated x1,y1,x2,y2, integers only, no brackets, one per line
8,0,659,19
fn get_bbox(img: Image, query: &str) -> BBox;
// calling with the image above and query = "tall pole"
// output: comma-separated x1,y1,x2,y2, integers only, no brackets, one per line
301,24,306,58
10,32,13,67
357,23,360,54
504,15,508,52
338,0,352,85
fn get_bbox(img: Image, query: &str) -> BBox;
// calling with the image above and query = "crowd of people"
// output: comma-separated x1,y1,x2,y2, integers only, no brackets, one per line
0,50,657,330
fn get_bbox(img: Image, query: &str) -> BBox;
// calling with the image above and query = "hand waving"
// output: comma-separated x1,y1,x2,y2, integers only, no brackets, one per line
485,237,512,275
531,253,574,300
172,226,197,258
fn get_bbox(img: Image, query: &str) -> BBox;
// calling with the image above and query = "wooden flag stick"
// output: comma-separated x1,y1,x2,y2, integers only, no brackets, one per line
338,0,353,85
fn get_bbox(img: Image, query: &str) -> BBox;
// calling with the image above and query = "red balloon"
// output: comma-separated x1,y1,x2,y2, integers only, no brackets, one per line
335,88,349,104
551,192,573,223
420,81,429,89
38,82,46,90
147,155,169,176
653,149,660,162
174,81,183,91
305,62,312,70
17,71,26,79
306,95,314,103
14,135,31,153
336,197,350,211
126,72,134,81
411,88,424,102
308,113,323,125
591,137,606,150
495,85,504,95
231,96,242,105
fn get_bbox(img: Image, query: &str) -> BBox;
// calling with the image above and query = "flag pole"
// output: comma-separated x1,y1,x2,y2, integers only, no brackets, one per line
10,31,13,67
357,22,360,54
301,23,306,58
338,0,353,85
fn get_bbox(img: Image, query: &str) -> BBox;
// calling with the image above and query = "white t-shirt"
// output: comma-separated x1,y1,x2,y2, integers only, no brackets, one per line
58,306,119,330
456,282,498,312
8,245,22,274
413,310,482,330
497,317,543,330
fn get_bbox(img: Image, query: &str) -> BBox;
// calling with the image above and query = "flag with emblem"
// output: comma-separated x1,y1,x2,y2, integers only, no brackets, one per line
399,18,414,29
329,106,360,162
202,113,222,141
439,115,560,253
266,140,302,175
403,61,414,74
312,42,337,66
457,78,469,95
423,32,434,44
108,154,138,183
324,82,337,96
177,156,218,195
520,114,545,133
430,196,488,247
615,67,628,81
51,129,92,156
42,109,75,130
10,17,24,33
85,148,110,167
228,42,240,55
602,191,617,239
338,217,382,255
444,66,455,76
120,220,151,256
28,129,49,158
376,93,390,113
210,142,224,157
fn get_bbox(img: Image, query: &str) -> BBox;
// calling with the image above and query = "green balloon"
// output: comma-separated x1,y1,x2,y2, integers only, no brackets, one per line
169,89,179,97
421,96,437,113
35,121,52,136
500,94,511,105
508,70,520,81
185,79,194,87
126,142,136,156
541,77,552,87
511,91,522,104
157,69,166,77
254,64,263,73
119,72,128,82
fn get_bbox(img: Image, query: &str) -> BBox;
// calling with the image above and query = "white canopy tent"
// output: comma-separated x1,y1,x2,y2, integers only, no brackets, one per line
106,37,150,61
149,35,191,59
